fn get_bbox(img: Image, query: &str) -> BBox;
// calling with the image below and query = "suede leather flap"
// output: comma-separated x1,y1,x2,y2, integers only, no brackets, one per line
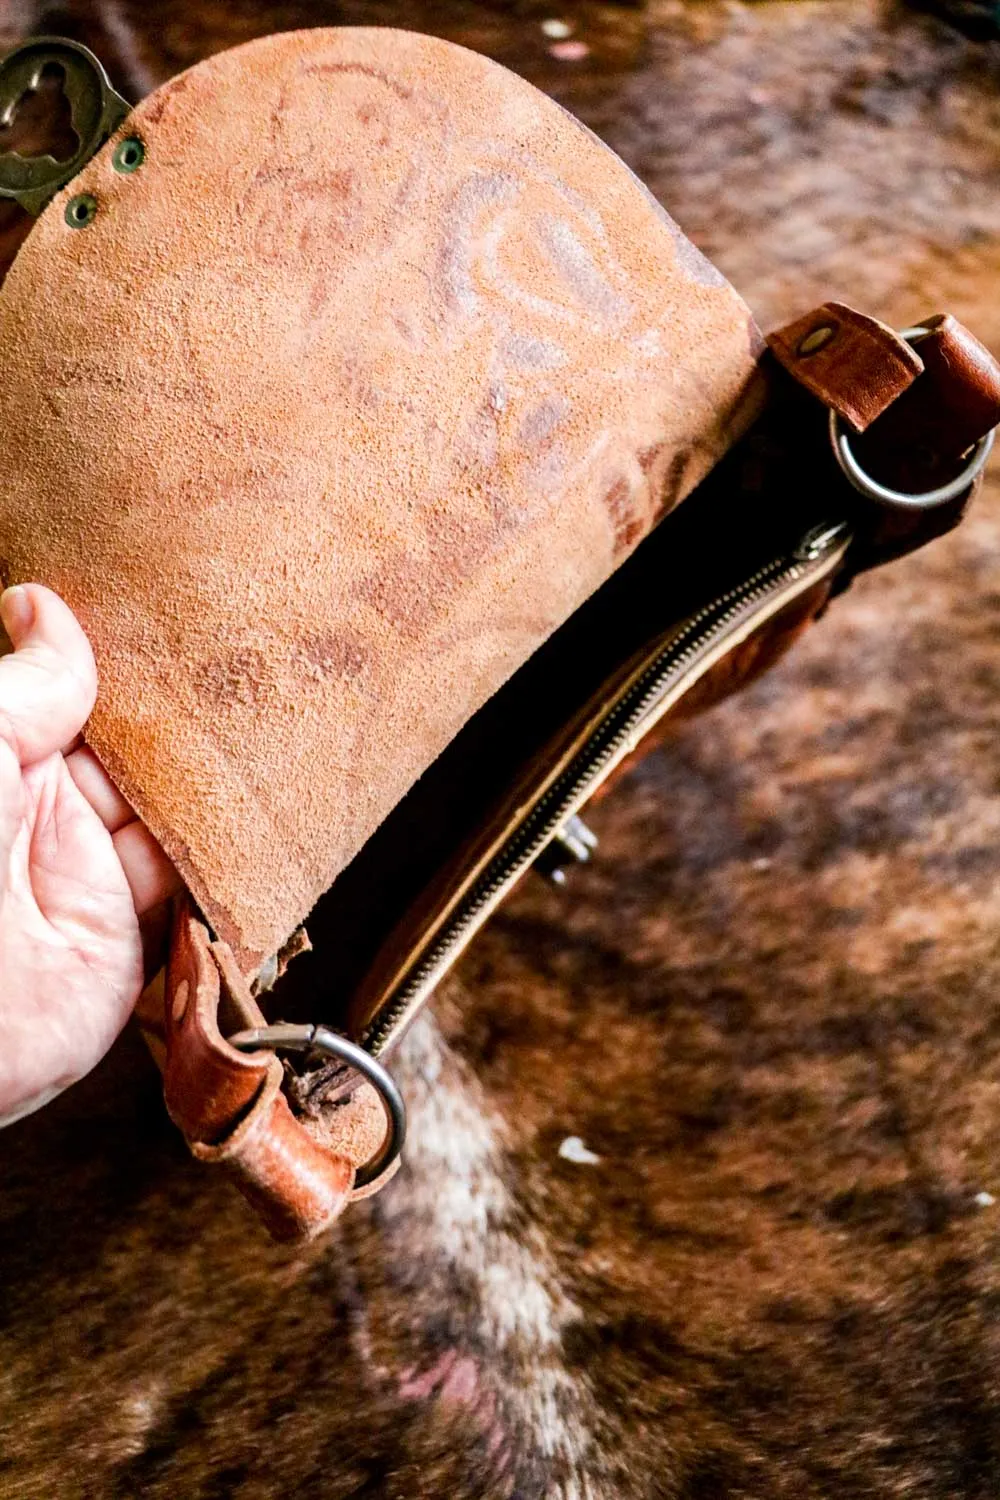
0,27,762,970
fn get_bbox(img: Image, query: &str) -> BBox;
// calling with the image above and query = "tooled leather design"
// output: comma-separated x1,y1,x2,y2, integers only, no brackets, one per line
0,26,763,976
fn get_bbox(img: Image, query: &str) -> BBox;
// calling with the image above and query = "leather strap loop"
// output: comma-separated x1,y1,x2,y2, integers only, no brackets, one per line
847,315,1000,497
162,898,356,1241
769,302,1000,501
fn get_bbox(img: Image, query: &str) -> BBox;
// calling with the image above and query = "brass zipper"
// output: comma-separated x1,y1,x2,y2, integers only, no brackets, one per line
361,518,852,1059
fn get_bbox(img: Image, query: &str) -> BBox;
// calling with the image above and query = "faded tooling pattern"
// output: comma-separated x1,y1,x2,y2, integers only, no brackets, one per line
0,24,760,970
3,2,1000,1497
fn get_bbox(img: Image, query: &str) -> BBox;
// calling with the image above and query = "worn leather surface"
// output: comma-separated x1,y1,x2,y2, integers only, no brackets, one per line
0,25,762,972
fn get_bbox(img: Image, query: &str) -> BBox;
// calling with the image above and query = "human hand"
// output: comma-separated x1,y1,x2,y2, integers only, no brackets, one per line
0,584,179,1126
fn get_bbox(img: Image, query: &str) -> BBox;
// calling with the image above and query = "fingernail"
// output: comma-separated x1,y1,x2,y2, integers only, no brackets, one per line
0,586,34,642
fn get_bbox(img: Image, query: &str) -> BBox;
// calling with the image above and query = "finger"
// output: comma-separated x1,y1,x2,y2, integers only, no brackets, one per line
0,584,97,766
65,745,135,833
112,818,182,916
0,738,22,896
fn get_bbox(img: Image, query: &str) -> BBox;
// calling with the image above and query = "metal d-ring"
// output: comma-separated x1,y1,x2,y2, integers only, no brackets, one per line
226,1022,406,1188
828,322,996,511
829,410,993,511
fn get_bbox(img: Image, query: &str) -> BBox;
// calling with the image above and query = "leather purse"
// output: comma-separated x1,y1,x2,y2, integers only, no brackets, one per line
1,28,997,1240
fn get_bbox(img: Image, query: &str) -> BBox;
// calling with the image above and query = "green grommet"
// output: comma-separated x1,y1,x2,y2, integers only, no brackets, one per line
112,137,145,174
65,193,98,229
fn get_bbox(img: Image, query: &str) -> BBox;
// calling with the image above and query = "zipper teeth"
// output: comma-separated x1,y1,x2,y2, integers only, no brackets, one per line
363,550,814,1057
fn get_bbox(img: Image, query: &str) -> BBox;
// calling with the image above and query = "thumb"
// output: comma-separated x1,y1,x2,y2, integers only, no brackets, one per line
0,584,97,766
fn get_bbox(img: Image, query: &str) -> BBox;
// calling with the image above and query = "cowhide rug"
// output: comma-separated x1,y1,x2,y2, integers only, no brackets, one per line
2,2,1000,1496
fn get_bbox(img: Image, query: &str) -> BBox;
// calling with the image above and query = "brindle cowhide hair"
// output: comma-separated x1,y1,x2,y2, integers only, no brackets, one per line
2,2,1000,1496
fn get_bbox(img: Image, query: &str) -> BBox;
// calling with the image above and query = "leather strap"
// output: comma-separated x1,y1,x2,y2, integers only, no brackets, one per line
848,314,1000,496
156,898,390,1240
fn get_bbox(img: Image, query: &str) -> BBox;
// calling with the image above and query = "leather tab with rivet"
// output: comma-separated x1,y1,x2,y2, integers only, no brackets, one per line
766,301,924,430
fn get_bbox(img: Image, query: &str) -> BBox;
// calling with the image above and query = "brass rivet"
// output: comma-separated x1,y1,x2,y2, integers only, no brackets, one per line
797,323,836,357
65,192,97,229
112,136,145,174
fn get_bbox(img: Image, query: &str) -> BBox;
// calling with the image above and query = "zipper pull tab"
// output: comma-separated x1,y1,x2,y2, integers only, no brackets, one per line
794,520,852,563
0,37,129,216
